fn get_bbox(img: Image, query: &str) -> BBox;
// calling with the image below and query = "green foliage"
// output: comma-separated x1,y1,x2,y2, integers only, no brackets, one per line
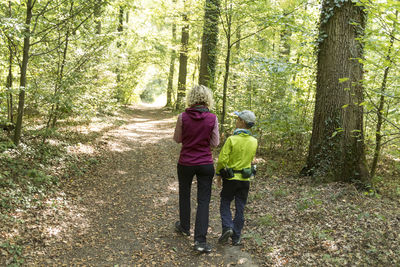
272,187,289,198
0,241,24,266
362,3,400,150
140,78,166,103
258,213,277,227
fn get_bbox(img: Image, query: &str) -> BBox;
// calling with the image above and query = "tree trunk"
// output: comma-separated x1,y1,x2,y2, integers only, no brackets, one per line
49,4,73,130
220,10,232,133
175,12,189,111
6,1,13,123
117,6,124,34
6,51,13,122
94,1,102,34
166,2,177,108
303,0,370,186
220,44,231,133
280,25,291,59
14,0,33,146
198,0,221,90
116,6,124,84
370,10,398,179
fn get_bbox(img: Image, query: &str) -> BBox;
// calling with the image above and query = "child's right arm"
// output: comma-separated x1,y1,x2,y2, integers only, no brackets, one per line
216,137,232,174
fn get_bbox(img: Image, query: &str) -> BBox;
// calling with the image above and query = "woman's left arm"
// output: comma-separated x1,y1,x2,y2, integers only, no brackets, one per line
173,114,183,143
210,116,220,147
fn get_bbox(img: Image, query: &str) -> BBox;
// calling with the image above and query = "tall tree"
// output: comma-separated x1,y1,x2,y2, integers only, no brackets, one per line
218,0,280,132
14,0,34,145
46,1,75,130
165,0,177,108
116,5,124,84
6,0,14,123
175,5,189,111
303,0,370,185
220,2,233,132
94,0,103,34
198,0,221,89
370,10,398,179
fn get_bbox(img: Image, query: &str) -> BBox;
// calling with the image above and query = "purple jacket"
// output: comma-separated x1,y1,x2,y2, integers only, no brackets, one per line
173,106,219,166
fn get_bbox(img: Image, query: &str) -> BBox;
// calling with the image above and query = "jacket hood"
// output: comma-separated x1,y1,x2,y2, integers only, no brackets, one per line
185,106,210,120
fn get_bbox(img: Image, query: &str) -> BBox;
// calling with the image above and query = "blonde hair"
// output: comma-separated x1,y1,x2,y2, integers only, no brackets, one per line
186,85,214,109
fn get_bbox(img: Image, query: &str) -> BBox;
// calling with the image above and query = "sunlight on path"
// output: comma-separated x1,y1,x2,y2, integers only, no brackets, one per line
26,106,259,266
138,94,167,109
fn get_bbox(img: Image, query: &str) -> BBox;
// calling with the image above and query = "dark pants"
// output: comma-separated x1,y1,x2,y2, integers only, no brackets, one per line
177,163,214,243
220,179,250,241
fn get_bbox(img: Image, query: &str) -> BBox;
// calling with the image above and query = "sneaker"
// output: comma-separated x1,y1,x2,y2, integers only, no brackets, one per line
174,221,190,236
218,228,233,244
232,237,242,246
194,241,212,253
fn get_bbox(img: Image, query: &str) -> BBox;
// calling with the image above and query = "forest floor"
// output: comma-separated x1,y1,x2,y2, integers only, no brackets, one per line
1,105,400,266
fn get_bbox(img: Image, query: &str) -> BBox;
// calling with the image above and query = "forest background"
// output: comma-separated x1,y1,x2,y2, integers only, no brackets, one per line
0,0,399,265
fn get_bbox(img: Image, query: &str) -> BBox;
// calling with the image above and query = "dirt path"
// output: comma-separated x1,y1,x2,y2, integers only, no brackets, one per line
28,105,259,266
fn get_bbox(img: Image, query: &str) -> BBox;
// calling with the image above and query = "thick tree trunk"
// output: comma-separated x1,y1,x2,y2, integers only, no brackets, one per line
370,10,397,179
175,13,189,111
14,0,33,146
304,0,370,186
198,0,220,89
166,9,177,108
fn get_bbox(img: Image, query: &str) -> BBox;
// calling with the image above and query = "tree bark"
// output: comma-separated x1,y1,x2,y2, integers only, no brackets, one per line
116,6,124,84
166,1,177,108
175,12,189,111
280,24,291,60
47,2,74,130
370,10,398,179
14,0,33,146
94,0,102,34
220,40,231,133
6,1,14,123
220,7,232,133
303,0,370,186
198,0,221,90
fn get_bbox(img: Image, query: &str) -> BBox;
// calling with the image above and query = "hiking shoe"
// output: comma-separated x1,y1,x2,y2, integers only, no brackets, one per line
194,241,212,253
218,228,233,244
232,237,242,246
174,221,190,236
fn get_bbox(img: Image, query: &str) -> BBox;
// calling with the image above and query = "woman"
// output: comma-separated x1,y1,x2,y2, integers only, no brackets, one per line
173,85,219,253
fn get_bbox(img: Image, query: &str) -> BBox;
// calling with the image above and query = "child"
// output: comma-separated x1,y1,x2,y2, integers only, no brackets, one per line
216,110,258,246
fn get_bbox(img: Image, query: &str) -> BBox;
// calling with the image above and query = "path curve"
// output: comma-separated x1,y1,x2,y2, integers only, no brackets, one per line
29,105,259,266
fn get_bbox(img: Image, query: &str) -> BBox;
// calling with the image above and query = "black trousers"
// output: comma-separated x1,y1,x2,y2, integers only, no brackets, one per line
177,163,214,243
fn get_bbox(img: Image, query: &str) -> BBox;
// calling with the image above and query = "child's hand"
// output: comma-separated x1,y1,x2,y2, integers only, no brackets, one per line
216,175,222,188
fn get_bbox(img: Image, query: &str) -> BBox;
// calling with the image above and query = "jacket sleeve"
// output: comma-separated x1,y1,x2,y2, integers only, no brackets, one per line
173,114,183,143
216,137,232,174
210,116,220,147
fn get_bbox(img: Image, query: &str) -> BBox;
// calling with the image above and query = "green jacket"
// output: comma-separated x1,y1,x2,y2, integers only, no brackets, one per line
216,131,258,181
